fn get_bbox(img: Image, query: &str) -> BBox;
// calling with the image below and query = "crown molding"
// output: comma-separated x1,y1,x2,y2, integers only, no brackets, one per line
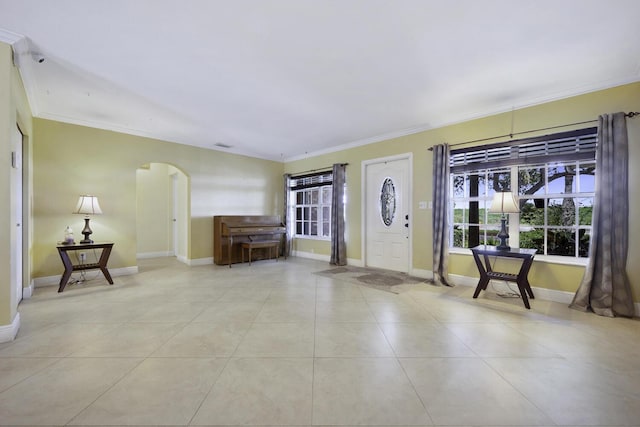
283,76,640,163
0,30,42,117
0,27,23,44
35,111,283,162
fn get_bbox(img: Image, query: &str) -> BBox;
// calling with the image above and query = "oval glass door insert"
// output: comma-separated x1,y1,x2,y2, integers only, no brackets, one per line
380,177,396,226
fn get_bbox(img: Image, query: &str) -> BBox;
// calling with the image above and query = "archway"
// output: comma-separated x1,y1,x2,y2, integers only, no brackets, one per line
136,163,189,262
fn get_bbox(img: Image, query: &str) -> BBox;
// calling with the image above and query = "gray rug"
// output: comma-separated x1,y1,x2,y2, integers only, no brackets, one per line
314,265,429,294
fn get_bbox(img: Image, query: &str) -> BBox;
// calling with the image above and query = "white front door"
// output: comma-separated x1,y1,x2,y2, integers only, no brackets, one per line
363,154,411,272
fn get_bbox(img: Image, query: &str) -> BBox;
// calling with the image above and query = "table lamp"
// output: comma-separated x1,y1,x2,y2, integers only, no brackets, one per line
488,192,519,250
74,195,102,243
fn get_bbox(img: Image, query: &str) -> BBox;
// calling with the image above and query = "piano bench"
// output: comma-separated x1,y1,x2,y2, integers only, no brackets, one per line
241,240,281,265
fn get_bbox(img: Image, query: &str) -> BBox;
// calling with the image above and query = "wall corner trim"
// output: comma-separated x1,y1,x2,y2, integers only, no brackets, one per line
187,257,213,266
0,313,20,343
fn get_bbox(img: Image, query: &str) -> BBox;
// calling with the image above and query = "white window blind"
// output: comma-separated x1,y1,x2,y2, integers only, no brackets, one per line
450,127,597,173
290,171,333,190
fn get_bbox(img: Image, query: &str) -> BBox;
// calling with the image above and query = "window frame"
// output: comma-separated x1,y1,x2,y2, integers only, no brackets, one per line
449,127,597,263
289,171,333,241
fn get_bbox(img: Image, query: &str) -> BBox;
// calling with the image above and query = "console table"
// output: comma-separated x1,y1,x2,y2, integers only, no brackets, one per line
56,242,114,292
470,245,537,309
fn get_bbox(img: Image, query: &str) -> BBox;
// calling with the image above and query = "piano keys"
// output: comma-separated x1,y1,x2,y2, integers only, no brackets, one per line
213,215,286,266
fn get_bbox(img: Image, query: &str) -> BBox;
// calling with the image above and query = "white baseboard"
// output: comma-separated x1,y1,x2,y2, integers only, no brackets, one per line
0,312,20,343
449,273,577,304
346,257,364,267
136,254,212,267
22,281,34,299
112,266,139,277
33,266,139,288
292,250,331,262
410,268,433,280
290,251,367,268
137,251,174,259
187,257,213,266
448,273,481,288
448,273,640,315
176,255,191,265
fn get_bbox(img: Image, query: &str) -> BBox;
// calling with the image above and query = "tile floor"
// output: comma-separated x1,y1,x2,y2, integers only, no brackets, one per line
1,256,639,426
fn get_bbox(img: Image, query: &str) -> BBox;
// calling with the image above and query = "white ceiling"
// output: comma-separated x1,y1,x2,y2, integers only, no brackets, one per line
1,0,639,161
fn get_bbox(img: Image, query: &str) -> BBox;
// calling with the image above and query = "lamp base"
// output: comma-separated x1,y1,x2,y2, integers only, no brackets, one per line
80,217,93,244
496,216,510,251
496,242,511,251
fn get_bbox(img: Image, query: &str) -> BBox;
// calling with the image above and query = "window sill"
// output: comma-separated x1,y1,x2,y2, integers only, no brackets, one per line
449,247,589,267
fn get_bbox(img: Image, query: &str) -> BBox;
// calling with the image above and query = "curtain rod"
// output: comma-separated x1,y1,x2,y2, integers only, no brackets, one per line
289,163,349,177
428,111,639,151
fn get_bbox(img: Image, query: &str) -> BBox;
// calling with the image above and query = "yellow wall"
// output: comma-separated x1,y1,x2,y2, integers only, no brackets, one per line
0,42,33,326
32,119,284,277
286,82,640,302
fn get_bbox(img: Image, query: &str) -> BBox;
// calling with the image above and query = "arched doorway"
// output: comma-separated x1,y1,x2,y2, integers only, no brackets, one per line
136,163,189,262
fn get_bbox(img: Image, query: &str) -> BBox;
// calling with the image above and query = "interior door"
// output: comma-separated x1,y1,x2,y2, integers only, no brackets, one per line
364,155,411,272
11,126,23,305
171,173,178,257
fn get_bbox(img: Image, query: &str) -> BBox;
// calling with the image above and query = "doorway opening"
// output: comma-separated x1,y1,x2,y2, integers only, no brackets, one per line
136,163,189,263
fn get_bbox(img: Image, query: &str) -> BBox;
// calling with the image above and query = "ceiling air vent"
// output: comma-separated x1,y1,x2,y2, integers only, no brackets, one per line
214,142,232,149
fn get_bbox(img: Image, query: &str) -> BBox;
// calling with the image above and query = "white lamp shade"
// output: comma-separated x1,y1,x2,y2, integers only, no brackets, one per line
489,192,519,214
74,195,102,215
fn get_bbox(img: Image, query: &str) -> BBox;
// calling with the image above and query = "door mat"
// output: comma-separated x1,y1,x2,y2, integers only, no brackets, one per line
314,265,430,294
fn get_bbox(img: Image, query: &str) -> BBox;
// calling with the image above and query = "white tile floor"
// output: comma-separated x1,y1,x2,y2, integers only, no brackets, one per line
1,256,639,426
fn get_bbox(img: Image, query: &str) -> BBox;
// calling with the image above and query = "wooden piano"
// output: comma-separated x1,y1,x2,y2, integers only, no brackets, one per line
213,215,286,267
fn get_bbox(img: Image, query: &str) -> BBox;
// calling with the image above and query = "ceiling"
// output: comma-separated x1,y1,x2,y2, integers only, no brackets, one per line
1,0,639,161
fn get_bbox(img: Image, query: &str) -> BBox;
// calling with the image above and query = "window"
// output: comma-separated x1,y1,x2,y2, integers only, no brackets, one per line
450,127,597,258
290,171,332,239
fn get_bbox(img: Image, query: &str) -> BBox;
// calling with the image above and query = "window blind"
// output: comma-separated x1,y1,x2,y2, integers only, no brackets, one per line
289,170,333,190
450,127,597,173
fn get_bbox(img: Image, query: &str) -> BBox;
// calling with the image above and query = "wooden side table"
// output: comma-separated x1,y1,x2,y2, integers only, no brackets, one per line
56,242,114,292
470,245,537,309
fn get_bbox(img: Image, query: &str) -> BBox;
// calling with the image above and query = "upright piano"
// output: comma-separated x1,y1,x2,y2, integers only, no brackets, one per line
213,215,286,266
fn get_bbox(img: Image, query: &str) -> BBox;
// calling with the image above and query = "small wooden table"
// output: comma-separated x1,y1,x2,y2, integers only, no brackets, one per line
56,242,114,292
470,245,537,309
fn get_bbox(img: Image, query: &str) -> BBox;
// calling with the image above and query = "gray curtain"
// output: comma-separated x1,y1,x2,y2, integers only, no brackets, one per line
570,113,634,317
283,173,292,258
432,144,453,286
330,163,347,265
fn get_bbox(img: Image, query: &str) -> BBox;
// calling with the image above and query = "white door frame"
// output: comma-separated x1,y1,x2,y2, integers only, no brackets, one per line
171,173,178,257
361,152,413,273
